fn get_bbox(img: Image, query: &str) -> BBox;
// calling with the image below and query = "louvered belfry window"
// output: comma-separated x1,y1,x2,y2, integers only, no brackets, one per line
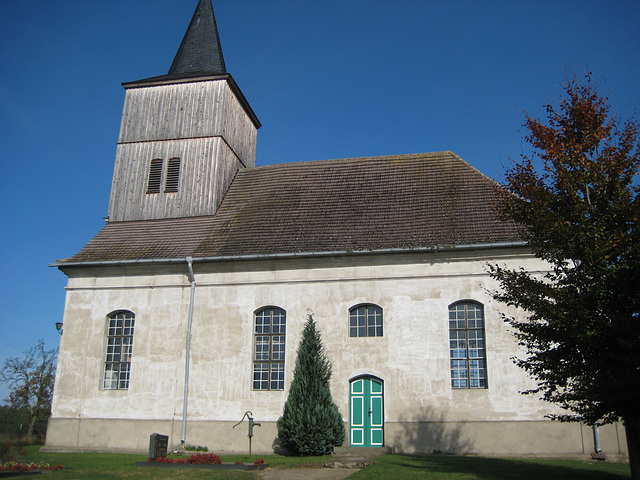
164,158,181,193
146,157,181,194
146,159,163,194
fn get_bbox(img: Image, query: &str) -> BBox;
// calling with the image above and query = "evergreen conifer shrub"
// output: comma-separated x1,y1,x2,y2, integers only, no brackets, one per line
277,314,345,455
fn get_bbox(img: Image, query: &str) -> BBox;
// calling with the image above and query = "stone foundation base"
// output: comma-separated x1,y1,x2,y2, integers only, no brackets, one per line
44,417,627,456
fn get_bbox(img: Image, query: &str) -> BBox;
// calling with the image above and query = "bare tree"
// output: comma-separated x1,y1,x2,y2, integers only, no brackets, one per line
0,340,57,437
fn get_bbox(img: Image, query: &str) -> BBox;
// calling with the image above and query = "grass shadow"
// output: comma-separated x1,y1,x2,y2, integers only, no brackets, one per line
352,453,630,479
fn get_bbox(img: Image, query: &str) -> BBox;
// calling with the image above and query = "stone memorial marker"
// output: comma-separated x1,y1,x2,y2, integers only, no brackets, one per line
149,433,168,460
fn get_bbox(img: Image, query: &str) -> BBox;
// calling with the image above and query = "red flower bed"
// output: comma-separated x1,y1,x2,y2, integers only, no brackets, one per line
0,462,64,472
253,458,265,465
147,452,222,465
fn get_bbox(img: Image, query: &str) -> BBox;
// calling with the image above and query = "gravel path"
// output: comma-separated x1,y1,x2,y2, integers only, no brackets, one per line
258,466,360,480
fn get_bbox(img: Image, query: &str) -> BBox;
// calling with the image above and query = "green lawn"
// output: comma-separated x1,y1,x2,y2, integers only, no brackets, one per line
349,454,631,480
6,447,258,479
3,446,630,479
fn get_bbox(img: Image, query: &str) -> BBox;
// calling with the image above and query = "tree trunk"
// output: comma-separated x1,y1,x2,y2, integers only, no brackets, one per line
27,407,37,437
625,420,640,480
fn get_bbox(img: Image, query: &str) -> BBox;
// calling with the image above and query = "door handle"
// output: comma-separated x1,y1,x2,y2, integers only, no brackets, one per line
368,409,373,417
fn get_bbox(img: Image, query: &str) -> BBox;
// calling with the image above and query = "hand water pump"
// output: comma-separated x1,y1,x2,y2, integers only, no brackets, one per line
232,411,261,458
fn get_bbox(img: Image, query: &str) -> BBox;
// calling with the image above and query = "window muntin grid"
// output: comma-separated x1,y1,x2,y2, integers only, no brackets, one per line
253,307,286,390
103,311,135,390
449,302,487,389
349,304,383,337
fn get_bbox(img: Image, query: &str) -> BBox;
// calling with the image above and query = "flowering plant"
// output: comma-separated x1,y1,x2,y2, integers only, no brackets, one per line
147,452,222,465
0,462,64,472
0,444,28,463
234,460,244,464
253,457,265,465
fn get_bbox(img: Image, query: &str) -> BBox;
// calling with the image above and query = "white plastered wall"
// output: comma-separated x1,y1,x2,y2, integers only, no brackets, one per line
45,248,627,455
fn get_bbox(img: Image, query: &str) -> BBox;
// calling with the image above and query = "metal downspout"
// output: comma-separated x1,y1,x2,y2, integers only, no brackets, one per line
593,424,602,453
181,257,196,444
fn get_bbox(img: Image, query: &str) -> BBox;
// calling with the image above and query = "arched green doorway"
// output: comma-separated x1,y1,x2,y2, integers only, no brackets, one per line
349,376,384,447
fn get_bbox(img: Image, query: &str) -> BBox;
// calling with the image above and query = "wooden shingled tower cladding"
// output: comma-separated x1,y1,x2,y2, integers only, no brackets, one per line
107,0,260,222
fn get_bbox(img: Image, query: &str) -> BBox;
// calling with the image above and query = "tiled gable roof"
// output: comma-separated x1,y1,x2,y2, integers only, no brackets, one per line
61,152,522,264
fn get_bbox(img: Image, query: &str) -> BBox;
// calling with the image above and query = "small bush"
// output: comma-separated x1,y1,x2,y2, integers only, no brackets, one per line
184,444,208,452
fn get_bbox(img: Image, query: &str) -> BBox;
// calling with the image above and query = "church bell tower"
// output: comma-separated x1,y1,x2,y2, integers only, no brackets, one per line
107,0,260,222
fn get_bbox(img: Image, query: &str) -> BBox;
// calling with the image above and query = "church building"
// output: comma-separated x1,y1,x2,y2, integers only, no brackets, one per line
46,0,626,455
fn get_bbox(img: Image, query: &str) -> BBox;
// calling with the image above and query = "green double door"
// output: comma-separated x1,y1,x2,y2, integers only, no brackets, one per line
350,376,384,447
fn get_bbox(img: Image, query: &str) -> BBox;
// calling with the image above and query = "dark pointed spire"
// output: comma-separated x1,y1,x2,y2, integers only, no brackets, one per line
122,0,260,129
168,0,226,77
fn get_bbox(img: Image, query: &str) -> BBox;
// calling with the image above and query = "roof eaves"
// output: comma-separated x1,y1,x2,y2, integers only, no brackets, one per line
51,241,528,269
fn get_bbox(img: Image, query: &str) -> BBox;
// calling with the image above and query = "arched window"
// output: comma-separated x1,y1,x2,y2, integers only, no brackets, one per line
449,301,487,389
103,310,135,390
349,304,383,337
253,307,286,390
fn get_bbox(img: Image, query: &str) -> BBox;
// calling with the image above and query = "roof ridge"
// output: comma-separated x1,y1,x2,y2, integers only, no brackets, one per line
105,215,217,226
249,151,457,171
445,150,505,187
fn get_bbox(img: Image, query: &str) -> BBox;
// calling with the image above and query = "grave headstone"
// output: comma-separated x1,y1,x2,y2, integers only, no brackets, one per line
149,433,169,460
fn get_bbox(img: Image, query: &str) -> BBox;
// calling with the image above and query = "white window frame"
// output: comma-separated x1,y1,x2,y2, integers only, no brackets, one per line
449,301,487,389
252,307,286,390
103,310,135,390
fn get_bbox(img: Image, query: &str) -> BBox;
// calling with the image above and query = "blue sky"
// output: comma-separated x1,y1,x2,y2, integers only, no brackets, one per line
1,1,639,402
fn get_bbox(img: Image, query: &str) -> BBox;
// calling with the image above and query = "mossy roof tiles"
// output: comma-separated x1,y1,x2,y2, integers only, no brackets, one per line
62,152,522,264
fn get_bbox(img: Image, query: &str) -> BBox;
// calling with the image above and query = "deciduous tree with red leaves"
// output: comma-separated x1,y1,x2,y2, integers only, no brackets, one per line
488,74,640,478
